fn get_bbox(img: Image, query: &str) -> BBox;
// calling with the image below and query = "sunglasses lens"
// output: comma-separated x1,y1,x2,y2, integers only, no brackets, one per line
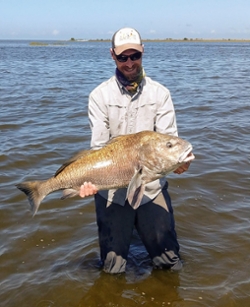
116,55,128,62
130,52,142,61
115,52,142,62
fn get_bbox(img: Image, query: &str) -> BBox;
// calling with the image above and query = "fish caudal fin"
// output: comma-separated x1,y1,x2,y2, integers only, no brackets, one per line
16,181,45,216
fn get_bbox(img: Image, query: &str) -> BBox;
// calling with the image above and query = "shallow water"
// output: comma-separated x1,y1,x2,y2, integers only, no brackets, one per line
1,40,250,306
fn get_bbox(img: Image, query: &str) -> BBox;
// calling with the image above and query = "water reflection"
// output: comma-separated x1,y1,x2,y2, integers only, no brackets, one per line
79,270,181,307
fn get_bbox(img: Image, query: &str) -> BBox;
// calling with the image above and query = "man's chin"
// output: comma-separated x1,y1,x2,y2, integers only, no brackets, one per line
124,72,140,82
121,66,141,81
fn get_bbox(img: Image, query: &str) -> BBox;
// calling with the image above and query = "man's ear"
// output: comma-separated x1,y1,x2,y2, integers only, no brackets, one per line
110,48,116,60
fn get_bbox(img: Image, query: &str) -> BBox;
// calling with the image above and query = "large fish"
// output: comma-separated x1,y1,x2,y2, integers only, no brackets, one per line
16,131,194,215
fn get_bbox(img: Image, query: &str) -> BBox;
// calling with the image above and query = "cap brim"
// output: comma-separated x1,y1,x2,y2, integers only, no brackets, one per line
114,44,143,55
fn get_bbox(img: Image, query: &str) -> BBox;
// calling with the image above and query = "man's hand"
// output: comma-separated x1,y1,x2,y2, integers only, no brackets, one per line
79,182,98,198
174,161,191,175
174,151,194,175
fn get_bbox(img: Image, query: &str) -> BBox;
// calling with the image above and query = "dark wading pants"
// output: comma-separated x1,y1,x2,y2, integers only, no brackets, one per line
94,184,182,274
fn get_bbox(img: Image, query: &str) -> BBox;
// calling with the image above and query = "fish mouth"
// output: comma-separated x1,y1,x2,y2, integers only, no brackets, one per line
178,145,195,164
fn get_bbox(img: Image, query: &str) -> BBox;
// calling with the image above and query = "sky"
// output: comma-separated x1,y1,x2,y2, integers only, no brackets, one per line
1,0,250,40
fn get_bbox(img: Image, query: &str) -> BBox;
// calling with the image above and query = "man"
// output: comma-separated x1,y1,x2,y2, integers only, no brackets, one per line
79,27,191,273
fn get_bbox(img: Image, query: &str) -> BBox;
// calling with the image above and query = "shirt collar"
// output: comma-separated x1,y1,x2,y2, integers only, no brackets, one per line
115,76,145,96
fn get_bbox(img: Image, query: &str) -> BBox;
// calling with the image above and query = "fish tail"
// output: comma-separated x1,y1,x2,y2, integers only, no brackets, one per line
16,181,46,216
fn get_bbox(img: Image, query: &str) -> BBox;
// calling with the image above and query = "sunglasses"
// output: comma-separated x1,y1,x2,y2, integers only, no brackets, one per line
114,51,142,63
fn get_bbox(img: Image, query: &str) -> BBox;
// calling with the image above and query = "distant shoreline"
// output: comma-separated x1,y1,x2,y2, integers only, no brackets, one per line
2,38,250,45
88,38,250,43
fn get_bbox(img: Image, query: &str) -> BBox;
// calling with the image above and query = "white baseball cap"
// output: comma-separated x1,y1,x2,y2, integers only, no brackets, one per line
112,27,143,55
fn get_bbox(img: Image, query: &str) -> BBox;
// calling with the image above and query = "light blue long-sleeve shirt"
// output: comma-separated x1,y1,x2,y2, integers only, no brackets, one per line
88,75,178,206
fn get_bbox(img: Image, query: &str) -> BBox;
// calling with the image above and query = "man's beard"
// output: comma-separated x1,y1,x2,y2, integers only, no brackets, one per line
124,66,141,82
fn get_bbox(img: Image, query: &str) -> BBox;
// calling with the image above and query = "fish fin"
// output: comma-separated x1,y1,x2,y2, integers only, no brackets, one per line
16,181,45,216
127,169,145,209
55,149,93,177
61,188,79,200
128,185,145,209
106,135,125,145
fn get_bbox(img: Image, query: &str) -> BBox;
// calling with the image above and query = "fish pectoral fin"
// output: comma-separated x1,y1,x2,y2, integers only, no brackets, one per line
61,188,79,200
126,169,145,210
127,185,145,209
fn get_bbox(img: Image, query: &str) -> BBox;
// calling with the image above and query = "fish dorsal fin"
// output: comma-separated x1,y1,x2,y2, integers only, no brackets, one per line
126,168,145,209
106,135,124,145
54,149,93,177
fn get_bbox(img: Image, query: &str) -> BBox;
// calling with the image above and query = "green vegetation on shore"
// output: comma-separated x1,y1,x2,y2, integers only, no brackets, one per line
29,41,68,46
29,42,49,46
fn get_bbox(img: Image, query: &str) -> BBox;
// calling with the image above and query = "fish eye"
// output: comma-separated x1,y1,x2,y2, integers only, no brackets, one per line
166,142,172,148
